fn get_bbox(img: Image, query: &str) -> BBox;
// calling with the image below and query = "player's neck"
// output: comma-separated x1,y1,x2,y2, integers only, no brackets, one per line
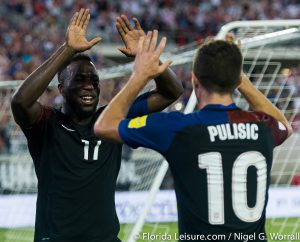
197,92,234,109
61,104,94,126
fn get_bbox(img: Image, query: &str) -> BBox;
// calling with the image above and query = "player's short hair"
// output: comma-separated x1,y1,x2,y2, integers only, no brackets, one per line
58,53,93,84
193,40,242,94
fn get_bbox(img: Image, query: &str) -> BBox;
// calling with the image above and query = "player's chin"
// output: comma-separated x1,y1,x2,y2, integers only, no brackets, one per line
82,105,97,114
78,103,97,117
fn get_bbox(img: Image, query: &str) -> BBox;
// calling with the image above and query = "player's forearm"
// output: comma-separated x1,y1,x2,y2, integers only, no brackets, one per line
238,74,293,136
154,61,183,99
94,73,149,141
12,44,75,107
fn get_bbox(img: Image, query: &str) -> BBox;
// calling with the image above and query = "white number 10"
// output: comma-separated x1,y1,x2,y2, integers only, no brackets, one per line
198,151,267,225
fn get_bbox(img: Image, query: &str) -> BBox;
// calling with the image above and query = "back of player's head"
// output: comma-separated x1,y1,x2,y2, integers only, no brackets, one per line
58,53,93,84
193,40,242,94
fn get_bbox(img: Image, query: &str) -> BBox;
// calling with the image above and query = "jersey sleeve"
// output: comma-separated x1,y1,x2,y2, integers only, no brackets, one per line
21,106,53,138
127,92,149,119
257,112,289,146
118,112,184,155
21,106,53,167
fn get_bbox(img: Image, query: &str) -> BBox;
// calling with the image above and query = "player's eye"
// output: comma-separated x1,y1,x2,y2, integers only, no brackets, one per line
75,75,84,82
92,77,99,86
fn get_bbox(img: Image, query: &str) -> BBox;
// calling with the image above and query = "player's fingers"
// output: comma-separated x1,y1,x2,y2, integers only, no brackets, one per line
117,47,129,55
121,15,134,30
116,23,126,39
116,16,129,33
133,17,142,30
159,60,172,73
154,36,167,57
82,12,90,30
75,8,85,26
138,36,145,53
80,9,89,28
69,11,78,27
73,10,80,26
149,30,158,52
88,37,102,47
143,31,152,52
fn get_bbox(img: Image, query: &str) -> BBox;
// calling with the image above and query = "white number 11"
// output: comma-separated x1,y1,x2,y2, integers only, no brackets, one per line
81,140,102,161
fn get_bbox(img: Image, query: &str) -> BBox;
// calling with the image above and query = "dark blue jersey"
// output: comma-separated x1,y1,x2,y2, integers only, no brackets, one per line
119,104,288,241
21,93,149,242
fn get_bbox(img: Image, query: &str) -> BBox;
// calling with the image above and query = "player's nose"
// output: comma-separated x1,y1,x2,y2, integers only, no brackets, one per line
83,80,95,90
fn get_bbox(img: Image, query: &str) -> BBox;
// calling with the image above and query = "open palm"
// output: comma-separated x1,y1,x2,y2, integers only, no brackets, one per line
66,9,101,52
133,30,172,80
116,15,146,57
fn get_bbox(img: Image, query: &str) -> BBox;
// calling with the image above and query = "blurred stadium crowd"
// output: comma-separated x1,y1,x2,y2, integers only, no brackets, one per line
1,0,300,154
2,0,300,80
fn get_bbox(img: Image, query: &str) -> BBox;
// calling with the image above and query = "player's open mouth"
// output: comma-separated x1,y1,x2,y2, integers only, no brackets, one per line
80,95,95,104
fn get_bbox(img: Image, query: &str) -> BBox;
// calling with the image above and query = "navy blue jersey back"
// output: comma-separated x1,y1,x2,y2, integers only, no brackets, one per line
119,104,288,241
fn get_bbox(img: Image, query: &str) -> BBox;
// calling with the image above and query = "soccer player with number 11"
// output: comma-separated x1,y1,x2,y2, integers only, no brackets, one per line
11,8,182,242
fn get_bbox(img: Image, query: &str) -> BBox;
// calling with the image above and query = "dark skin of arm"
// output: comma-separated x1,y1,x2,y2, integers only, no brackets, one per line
11,9,101,127
115,15,183,113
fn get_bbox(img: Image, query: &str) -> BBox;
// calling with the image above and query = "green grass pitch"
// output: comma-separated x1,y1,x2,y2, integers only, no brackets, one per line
0,218,299,242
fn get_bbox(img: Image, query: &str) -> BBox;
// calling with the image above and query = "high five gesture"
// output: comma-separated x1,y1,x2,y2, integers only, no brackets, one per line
94,30,173,142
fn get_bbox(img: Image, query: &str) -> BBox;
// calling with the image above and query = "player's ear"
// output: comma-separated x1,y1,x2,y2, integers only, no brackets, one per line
58,83,65,96
191,72,200,89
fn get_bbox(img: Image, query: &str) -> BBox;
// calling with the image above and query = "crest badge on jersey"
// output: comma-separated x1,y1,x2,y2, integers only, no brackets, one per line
128,115,148,129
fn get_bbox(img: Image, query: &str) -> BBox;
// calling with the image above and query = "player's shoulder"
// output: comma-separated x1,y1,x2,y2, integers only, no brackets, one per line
34,105,55,124
250,110,288,132
154,111,186,119
145,111,201,132
228,109,275,123
246,110,273,121
250,111,289,145
229,109,288,134
150,111,192,123
21,105,55,138
251,111,277,122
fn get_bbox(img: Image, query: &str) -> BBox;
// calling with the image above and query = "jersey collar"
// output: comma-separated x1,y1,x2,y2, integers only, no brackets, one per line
201,103,238,111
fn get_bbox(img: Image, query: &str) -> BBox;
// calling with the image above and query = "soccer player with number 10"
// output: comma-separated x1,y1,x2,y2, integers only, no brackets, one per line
94,32,293,241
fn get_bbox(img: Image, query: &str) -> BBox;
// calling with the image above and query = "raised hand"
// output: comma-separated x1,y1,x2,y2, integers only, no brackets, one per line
66,8,101,52
133,30,172,80
116,15,146,57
